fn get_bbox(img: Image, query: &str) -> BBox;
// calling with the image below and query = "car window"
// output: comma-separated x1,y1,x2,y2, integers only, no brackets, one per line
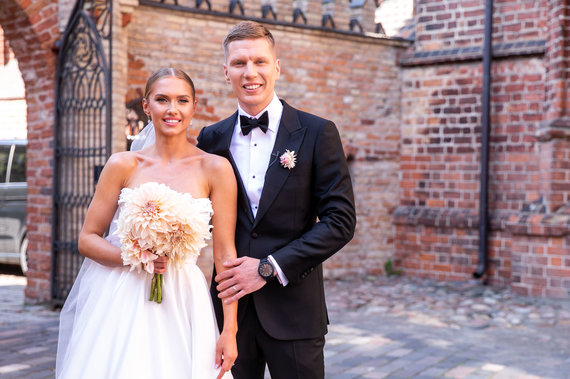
0,145,10,183
10,144,26,183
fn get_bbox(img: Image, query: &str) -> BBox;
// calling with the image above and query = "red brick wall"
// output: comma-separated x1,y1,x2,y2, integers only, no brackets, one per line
400,59,545,211
541,0,570,211
415,0,548,50
0,0,60,302
396,0,570,297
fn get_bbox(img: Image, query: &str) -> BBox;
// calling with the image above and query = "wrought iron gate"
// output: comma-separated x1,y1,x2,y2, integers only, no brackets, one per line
52,0,112,305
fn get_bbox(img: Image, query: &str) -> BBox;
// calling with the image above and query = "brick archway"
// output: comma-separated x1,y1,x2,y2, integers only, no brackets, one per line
0,0,60,302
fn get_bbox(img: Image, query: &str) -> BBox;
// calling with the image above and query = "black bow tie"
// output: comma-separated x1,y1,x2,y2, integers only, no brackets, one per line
240,111,269,136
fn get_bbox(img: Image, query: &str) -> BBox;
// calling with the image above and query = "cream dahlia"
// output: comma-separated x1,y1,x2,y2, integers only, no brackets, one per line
114,182,213,303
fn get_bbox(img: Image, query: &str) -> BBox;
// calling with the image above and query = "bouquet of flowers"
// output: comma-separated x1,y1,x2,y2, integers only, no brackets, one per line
114,182,213,303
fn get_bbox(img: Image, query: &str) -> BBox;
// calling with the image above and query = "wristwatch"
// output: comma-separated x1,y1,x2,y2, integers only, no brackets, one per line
258,258,275,281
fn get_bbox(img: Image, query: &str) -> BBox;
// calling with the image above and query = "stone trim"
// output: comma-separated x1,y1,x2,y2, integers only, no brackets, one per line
392,206,479,229
537,118,570,142
399,39,546,67
393,205,570,237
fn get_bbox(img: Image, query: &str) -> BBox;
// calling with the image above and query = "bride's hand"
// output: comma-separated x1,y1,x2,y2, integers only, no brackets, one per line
153,255,169,274
215,329,237,378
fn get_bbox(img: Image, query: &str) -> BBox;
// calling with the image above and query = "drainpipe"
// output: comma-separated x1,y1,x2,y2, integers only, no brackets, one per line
473,0,493,279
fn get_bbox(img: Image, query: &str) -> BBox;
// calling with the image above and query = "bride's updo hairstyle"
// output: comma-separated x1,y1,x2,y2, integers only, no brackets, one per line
144,67,196,100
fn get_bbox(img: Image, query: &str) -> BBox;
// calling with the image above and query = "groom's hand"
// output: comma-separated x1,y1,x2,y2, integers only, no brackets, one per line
215,257,266,305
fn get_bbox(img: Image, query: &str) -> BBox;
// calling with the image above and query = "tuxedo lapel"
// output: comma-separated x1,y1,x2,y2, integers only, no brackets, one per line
211,113,236,154
253,102,306,228
213,112,255,224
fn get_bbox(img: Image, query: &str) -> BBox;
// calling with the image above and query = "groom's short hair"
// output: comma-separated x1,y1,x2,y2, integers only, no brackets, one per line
223,21,275,60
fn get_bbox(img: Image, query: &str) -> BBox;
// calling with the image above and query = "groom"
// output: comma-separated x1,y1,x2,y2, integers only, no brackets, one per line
197,21,356,378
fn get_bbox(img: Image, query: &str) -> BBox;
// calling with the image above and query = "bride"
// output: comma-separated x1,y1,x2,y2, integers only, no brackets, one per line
56,68,237,379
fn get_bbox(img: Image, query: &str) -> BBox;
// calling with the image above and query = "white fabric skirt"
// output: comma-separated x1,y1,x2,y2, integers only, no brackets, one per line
56,257,231,379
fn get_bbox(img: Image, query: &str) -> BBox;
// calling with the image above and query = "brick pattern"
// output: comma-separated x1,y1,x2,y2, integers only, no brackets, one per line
539,0,570,213
543,0,570,123
112,1,129,154
393,208,482,281
0,0,60,302
511,234,570,298
414,0,548,52
400,60,545,212
397,0,570,298
327,160,400,276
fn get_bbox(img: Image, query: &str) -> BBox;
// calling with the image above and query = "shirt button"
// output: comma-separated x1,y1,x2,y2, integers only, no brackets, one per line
252,175,256,179
251,232,258,238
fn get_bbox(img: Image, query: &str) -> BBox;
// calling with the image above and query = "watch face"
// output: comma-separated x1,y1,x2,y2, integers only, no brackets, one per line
259,263,273,278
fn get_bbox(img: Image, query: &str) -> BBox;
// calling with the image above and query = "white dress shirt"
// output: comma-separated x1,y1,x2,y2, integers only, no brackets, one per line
229,94,289,286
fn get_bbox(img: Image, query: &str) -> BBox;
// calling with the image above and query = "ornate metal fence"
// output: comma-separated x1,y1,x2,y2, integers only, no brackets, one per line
52,0,112,305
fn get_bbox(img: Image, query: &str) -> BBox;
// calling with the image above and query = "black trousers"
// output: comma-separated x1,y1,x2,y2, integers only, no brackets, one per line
231,299,325,379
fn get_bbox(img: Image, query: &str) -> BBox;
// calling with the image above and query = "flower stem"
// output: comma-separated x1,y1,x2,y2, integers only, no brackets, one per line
148,273,163,303
149,274,156,301
153,277,157,302
157,273,163,303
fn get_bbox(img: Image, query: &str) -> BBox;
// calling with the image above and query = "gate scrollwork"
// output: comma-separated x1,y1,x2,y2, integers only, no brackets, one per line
52,0,112,305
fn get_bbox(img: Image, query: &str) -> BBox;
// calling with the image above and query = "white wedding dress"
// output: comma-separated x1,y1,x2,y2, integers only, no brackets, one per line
56,196,232,379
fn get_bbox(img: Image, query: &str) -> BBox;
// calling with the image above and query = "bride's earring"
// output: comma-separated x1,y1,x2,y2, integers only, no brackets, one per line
146,114,152,125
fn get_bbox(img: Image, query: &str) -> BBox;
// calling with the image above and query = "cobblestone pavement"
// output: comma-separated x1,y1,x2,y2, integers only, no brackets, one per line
324,277,570,379
1,272,570,378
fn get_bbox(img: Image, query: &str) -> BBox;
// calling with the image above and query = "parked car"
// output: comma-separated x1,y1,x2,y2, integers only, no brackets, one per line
0,139,27,273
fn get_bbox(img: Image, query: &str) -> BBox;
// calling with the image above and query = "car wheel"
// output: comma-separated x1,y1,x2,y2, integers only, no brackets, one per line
20,236,28,274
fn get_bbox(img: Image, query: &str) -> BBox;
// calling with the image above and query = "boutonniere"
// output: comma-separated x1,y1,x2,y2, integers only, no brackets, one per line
279,150,296,170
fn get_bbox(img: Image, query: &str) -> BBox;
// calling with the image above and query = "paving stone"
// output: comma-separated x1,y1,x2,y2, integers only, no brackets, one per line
2,273,570,378
361,372,390,379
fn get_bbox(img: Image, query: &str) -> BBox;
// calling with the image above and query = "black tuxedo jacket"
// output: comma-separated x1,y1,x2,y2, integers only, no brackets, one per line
197,100,356,340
